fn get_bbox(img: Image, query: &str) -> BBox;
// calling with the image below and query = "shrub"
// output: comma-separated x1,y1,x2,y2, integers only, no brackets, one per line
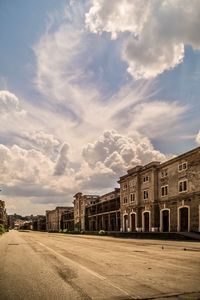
63,229,68,233
0,224,6,235
98,230,106,236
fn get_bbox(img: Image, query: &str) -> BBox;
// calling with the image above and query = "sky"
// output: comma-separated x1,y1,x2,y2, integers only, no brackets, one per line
0,0,200,215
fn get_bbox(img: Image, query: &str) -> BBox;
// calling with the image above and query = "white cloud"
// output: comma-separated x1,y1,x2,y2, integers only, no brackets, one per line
86,0,200,78
0,144,54,185
0,90,26,116
33,2,188,149
18,130,61,159
124,101,188,138
34,6,100,118
0,127,169,212
1,2,193,215
83,129,167,174
54,143,70,175
196,131,200,144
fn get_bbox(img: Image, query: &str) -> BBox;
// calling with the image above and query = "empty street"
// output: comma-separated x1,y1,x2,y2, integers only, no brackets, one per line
0,231,200,300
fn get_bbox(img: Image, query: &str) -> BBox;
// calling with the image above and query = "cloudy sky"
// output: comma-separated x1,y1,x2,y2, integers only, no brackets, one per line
0,0,200,215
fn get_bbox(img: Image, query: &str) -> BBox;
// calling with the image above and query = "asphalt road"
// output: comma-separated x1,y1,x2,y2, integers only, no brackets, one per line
0,231,200,300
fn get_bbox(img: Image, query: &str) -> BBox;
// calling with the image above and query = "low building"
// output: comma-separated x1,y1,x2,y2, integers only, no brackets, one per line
32,215,46,231
61,208,74,231
118,147,200,233
73,193,99,231
46,207,72,232
85,188,120,231
14,219,28,230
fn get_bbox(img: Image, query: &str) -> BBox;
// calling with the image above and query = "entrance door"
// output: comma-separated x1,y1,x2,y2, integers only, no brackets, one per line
110,218,116,231
143,212,150,232
180,207,189,232
104,219,109,231
162,210,169,232
124,215,128,232
131,214,136,231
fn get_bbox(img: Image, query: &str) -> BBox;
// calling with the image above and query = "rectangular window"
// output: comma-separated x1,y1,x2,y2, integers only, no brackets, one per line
161,185,168,196
161,169,168,178
143,190,149,200
130,193,135,202
123,197,128,204
123,184,128,190
143,176,149,183
178,162,187,172
179,180,187,192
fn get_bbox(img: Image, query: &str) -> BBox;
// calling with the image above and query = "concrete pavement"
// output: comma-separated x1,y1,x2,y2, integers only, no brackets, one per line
0,230,200,300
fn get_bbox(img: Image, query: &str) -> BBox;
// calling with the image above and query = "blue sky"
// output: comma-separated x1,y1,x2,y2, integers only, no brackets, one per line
0,0,200,215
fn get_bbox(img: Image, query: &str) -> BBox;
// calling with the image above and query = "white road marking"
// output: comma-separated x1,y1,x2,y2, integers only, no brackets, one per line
35,240,140,299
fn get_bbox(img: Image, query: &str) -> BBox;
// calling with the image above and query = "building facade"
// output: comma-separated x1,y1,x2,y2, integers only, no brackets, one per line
85,188,120,231
73,193,99,231
118,147,200,233
32,215,46,231
46,207,72,232
61,208,74,231
158,147,200,232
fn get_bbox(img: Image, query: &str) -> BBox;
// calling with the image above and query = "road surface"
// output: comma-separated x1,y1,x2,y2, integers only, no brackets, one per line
0,230,200,300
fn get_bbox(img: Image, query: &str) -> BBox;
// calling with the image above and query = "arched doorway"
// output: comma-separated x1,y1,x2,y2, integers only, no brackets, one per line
124,215,128,232
162,210,170,232
130,213,136,231
179,207,189,232
143,212,150,232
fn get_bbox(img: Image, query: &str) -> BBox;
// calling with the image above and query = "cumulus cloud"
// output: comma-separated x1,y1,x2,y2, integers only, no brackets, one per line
86,0,200,78
83,129,167,174
0,144,54,185
18,130,61,159
72,129,169,193
0,142,77,205
0,90,26,116
1,2,192,215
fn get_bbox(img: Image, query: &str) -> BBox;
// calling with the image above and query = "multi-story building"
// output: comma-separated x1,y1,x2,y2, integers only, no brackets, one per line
0,200,7,228
73,193,99,231
158,147,200,232
118,147,200,233
61,208,74,231
46,207,72,232
85,188,120,231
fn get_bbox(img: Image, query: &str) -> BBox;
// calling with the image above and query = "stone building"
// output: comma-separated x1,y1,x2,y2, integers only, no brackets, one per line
0,200,7,228
85,188,120,231
73,193,99,231
46,207,72,232
32,215,46,231
61,208,74,231
158,147,200,232
118,147,200,233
